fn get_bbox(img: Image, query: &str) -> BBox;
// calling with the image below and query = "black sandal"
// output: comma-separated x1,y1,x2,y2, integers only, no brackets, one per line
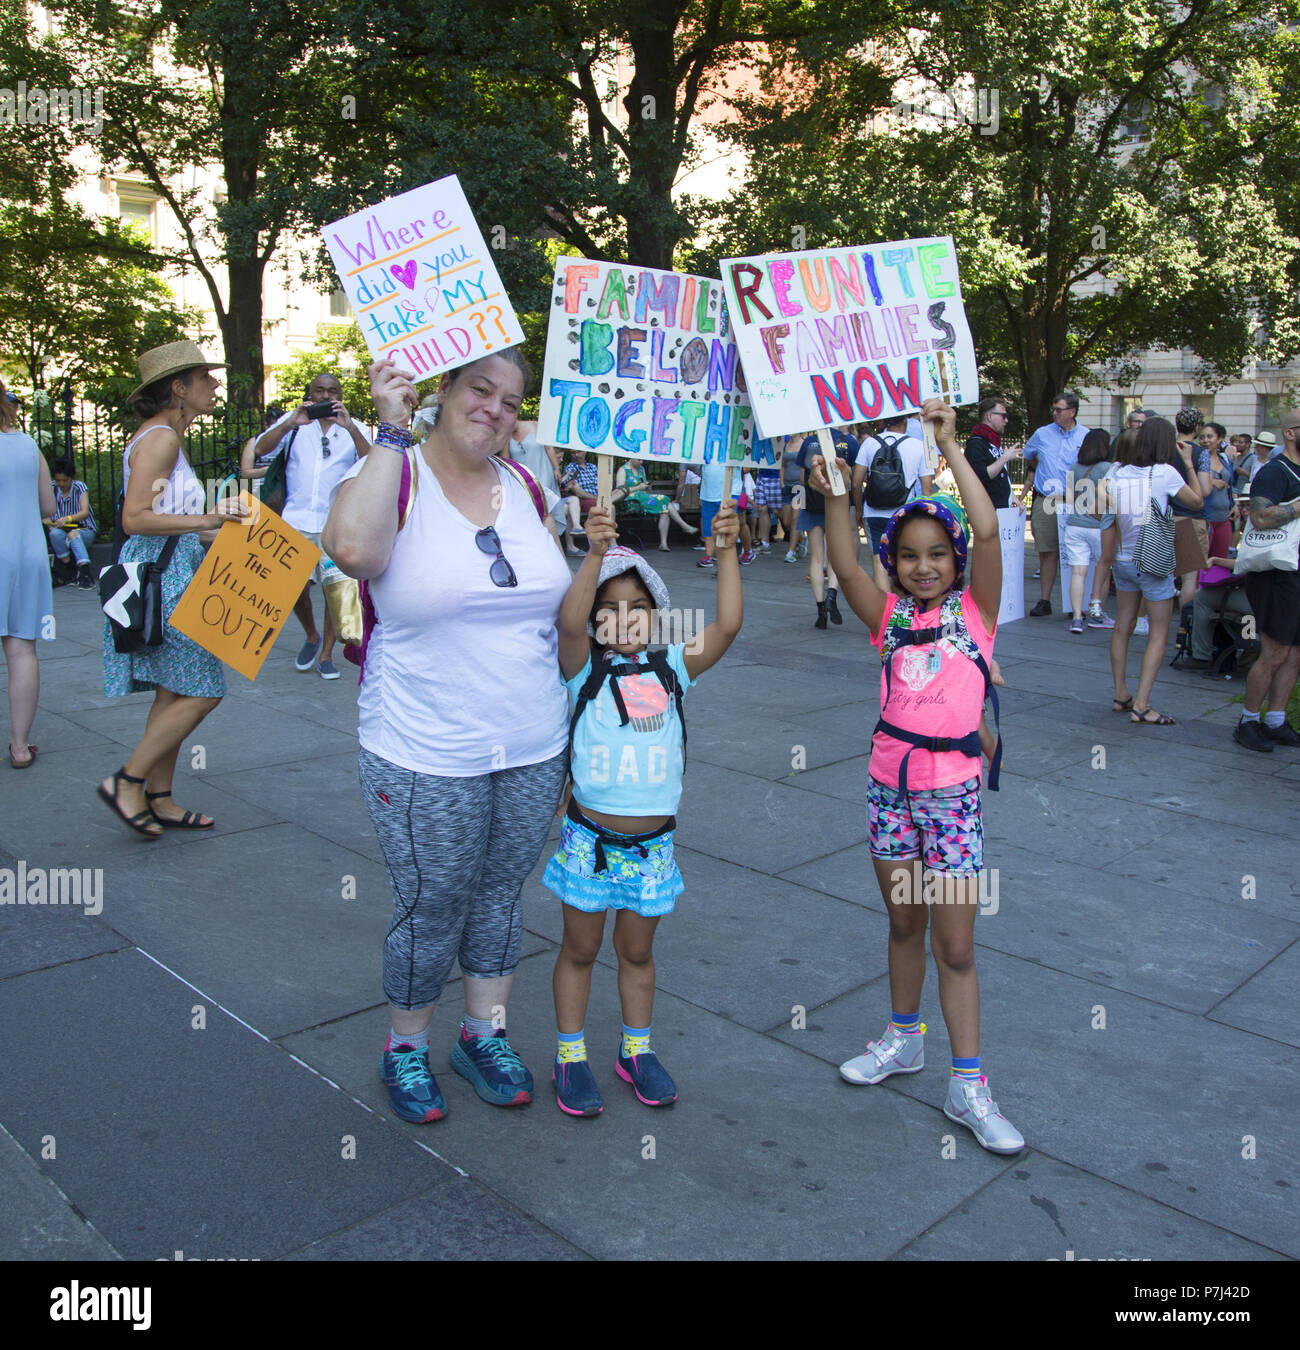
97,769,162,838
145,790,215,830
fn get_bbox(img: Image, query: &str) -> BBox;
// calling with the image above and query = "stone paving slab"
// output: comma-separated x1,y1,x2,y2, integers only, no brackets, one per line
0,1126,120,1261
1206,941,1300,1050
0,747,282,865
670,759,870,875
90,823,551,1041
0,948,464,1261
518,844,888,1033
204,749,380,863
770,949,1300,1258
898,1154,1285,1261
283,1177,589,1261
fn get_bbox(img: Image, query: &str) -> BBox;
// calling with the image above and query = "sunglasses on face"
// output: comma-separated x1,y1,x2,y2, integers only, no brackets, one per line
475,526,517,588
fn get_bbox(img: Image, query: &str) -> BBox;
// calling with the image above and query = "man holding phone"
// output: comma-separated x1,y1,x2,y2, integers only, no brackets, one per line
252,372,371,677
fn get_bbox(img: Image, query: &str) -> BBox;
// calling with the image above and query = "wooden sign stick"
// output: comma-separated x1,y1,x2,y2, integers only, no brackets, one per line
922,351,953,479
597,454,614,512
721,464,734,503
816,428,847,495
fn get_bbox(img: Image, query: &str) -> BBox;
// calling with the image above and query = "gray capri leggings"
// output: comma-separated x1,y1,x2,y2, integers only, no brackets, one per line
359,746,568,1010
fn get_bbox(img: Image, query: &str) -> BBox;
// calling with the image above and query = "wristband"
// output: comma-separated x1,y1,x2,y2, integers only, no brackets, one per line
375,422,414,451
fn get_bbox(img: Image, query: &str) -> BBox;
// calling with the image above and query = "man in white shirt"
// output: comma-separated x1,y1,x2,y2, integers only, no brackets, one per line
252,372,371,677
853,414,933,586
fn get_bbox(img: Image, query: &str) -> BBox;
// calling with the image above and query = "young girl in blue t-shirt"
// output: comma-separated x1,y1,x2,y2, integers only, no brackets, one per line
544,502,742,1116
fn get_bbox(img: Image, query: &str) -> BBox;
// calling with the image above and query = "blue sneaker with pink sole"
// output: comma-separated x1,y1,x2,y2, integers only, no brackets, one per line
380,1043,447,1123
615,1048,677,1106
450,1027,533,1106
554,1059,603,1116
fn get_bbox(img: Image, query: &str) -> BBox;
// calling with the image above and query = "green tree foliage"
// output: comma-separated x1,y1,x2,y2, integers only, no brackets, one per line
702,0,1300,429
0,204,202,392
46,0,392,404
354,0,891,275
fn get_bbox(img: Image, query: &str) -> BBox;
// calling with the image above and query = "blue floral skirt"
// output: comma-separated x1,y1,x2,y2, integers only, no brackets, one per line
542,804,683,916
103,532,226,699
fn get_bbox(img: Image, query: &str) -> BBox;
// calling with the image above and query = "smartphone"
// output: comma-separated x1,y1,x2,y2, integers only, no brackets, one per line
305,401,335,420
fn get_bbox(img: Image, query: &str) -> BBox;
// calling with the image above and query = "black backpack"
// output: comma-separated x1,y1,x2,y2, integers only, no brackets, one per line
865,433,909,509
568,647,687,773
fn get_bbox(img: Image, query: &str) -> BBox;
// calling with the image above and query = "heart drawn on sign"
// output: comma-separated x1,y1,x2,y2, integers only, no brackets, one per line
390,261,418,290
896,645,939,692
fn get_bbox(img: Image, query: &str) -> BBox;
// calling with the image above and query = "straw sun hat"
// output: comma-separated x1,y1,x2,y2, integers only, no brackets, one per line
129,341,227,401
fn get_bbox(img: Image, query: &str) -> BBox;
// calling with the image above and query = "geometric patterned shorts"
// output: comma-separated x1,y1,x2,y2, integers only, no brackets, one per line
867,777,983,876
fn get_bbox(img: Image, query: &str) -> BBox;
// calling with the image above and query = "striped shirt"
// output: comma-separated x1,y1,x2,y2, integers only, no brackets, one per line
52,479,96,533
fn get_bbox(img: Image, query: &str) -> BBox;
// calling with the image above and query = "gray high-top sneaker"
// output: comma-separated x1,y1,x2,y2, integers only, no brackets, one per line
839,1022,926,1085
944,1074,1025,1153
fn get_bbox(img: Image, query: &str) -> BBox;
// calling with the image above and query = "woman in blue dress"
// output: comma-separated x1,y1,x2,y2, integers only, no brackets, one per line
98,342,249,838
0,379,56,767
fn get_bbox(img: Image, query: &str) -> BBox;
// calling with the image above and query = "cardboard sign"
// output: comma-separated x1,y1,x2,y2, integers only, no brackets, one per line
997,506,1026,625
719,236,978,439
170,496,321,680
323,175,523,377
538,258,753,465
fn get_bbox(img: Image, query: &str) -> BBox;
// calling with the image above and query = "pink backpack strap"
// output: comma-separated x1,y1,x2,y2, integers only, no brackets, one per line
494,455,548,522
344,446,418,678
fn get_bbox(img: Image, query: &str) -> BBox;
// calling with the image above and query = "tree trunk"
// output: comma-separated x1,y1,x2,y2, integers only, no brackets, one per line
220,254,266,408
623,14,683,270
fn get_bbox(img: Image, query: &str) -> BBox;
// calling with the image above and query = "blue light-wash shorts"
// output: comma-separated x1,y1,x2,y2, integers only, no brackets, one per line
1111,558,1176,603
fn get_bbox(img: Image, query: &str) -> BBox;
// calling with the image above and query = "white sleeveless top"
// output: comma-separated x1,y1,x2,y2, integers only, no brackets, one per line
123,427,206,516
349,455,571,776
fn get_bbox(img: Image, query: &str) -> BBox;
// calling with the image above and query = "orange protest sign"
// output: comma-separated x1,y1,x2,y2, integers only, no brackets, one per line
169,494,321,680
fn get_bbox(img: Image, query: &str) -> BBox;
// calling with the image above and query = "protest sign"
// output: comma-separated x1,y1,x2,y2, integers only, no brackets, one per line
997,506,1026,625
720,236,978,440
323,175,523,377
538,258,753,466
170,496,321,680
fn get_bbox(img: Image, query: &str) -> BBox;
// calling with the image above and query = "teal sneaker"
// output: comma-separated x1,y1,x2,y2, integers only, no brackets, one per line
450,1027,533,1106
380,1043,447,1123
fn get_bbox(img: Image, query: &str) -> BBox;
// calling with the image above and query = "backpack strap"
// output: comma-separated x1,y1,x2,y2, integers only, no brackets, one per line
566,649,688,778
345,442,420,676
644,648,687,768
494,455,549,522
875,591,1000,792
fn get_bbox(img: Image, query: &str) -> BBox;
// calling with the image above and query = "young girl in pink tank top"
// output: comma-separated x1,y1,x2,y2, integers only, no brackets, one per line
810,398,1024,1155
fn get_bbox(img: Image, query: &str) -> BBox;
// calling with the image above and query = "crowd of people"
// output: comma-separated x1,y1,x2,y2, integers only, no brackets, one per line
4,342,1300,1160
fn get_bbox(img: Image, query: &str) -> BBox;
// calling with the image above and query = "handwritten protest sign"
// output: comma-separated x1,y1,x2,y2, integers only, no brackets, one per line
997,506,1026,625
719,236,978,440
323,175,523,377
170,496,321,680
538,258,753,466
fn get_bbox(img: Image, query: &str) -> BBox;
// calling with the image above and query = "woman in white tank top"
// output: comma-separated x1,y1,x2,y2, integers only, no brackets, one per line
97,343,249,839
323,353,571,1123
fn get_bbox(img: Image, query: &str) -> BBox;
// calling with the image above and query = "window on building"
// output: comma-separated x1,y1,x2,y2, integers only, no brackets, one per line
1185,395,1214,422
329,287,349,319
117,195,154,236
1259,394,1287,434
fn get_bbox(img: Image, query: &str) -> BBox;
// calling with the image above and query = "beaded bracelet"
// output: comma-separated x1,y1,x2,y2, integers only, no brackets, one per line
375,422,414,451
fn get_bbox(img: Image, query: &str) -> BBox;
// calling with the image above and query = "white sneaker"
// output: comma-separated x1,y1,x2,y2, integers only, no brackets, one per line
944,1074,1025,1153
784,549,797,563
1135,617,1149,635
840,1022,925,1084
